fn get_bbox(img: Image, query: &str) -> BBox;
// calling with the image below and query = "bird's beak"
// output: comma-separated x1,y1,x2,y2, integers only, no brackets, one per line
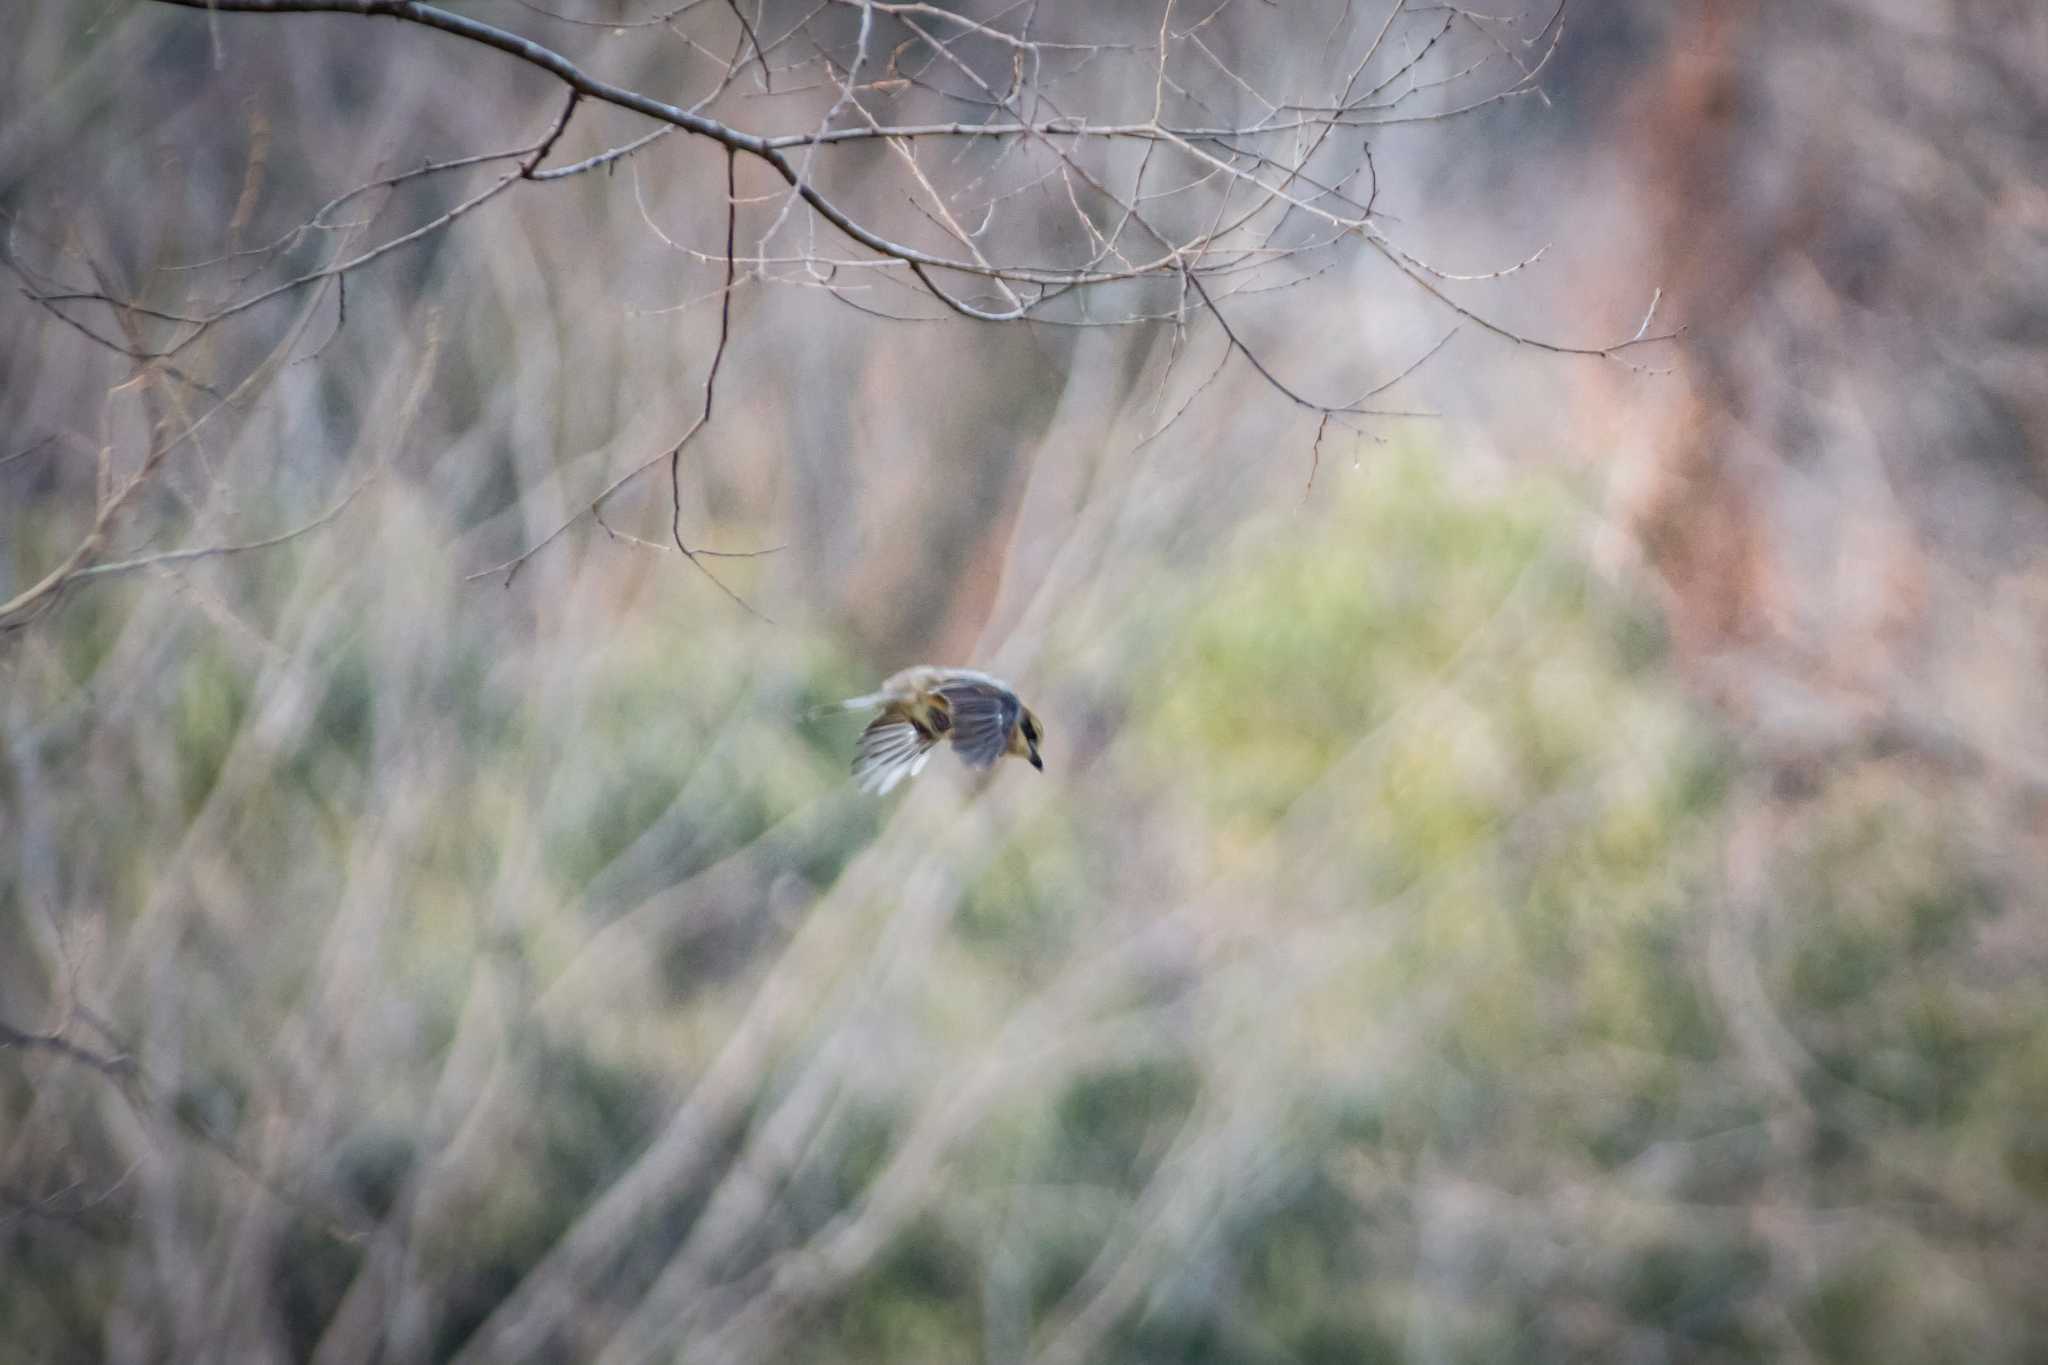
1029,752,1043,772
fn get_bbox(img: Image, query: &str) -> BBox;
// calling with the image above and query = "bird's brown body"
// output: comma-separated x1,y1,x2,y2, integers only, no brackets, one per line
833,666,1043,794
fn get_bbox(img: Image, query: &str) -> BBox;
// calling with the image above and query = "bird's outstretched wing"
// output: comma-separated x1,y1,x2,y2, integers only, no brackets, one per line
852,715,938,794
936,676,1021,770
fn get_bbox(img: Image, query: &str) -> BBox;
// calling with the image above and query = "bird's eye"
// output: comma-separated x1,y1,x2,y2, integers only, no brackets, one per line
1021,717,1039,744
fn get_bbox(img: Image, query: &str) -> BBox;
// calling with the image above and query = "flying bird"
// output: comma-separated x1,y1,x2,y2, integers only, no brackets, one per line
824,666,1044,795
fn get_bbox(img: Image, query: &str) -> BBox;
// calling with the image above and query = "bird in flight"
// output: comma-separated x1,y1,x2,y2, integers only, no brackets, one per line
824,666,1044,795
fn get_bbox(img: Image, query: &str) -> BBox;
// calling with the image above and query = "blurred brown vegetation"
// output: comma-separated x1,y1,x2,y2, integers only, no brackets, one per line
5,2,2047,1362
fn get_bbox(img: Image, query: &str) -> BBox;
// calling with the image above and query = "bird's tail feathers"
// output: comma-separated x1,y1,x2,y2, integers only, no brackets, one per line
804,693,885,721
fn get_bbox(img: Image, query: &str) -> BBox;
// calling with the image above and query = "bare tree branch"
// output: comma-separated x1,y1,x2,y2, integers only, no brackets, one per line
128,0,1666,364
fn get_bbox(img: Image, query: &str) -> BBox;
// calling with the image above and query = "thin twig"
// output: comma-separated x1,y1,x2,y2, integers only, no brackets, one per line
67,469,378,584
0,1018,139,1078
668,149,772,621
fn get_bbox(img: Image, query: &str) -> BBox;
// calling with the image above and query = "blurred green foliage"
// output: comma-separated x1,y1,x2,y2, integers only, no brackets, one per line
6,453,2045,1362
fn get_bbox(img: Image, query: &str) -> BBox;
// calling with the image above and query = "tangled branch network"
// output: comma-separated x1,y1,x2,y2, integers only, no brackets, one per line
9,0,1671,619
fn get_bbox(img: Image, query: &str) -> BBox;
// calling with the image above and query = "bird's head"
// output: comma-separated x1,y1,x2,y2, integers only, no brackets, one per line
1019,708,1044,771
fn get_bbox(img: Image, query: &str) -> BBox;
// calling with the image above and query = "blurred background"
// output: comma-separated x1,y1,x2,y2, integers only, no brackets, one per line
5,2,2047,1361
